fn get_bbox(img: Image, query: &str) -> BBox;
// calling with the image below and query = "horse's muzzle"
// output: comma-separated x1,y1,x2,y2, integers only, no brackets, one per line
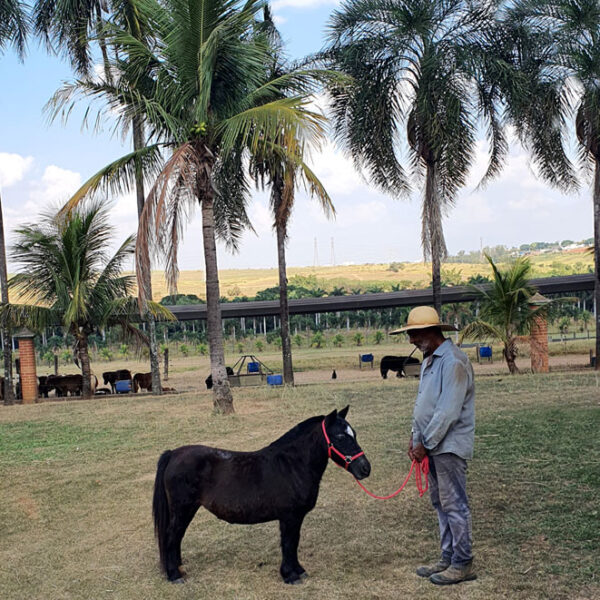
351,456,371,480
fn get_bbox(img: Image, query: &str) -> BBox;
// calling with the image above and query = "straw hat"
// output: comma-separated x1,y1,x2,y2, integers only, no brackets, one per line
390,306,457,334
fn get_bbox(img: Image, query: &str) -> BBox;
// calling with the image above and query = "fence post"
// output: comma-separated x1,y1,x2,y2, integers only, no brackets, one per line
164,348,169,381
54,354,58,376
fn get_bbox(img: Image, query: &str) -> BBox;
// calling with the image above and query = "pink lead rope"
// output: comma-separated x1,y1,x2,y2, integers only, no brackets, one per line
322,419,429,499
354,456,429,499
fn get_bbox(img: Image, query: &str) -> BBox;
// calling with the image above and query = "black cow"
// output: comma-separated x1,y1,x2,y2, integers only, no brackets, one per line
205,366,234,389
47,374,83,396
38,375,52,398
102,369,133,394
380,355,420,379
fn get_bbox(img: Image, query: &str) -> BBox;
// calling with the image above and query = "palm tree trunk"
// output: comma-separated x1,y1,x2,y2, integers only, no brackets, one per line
503,338,519,375
133,116,162,392
201,187,234,414
276,219,294,385
594,159,600,370
423,163,444,315
78,333,93,398
0,192,14,405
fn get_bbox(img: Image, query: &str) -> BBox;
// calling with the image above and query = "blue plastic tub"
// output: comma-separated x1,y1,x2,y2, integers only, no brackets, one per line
267,374,283,386
115,379,131,393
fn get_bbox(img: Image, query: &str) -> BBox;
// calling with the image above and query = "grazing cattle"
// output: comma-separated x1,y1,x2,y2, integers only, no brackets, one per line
380,355,420,379
133,372,152,393
102,369,133,394
205,366,234,390
47,374,83,397
38,375,53,398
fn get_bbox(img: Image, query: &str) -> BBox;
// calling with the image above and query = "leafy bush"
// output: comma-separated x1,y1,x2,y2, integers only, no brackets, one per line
353,332,364,346
293,334,303,347
311,331,325,348
373,330,385,344
332,333,344,348
196,343,208,356
100,347,113,361
255,340,264,352
180,344,190,357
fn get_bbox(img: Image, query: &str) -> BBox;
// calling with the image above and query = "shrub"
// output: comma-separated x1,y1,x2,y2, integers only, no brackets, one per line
332,333,344,348
293,334,303,347
353,332,364,346
374,330,385,344
100,347,113,361
180,344,189,357
196,343,208,355
255,340,264,352
311,331,326,348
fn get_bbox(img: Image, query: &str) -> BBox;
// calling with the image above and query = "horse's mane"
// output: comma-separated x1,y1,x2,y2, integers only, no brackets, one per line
267,415,323,449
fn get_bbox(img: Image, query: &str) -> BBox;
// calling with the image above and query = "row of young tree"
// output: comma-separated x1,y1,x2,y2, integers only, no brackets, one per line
2,0,600,412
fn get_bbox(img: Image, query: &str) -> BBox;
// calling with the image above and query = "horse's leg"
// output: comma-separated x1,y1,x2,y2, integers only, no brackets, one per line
279,514,307,584
165,503,198,582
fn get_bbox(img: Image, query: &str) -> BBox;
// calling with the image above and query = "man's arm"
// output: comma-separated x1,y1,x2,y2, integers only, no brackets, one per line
421,359,469,451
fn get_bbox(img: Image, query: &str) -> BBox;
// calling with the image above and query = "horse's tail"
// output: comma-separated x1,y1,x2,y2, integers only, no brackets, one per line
153,449,172,572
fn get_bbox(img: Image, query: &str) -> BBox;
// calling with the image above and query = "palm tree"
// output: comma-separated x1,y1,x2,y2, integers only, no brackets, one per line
502,0,600,369
324,0,506,315
39,0,164,392
1,202,173,398
0,0,29,405
460,255,538,374
57,0,326,413
251,10,333,385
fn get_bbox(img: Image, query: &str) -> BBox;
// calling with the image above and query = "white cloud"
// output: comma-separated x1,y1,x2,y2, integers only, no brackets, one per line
0,153,34,188
29,165,82,208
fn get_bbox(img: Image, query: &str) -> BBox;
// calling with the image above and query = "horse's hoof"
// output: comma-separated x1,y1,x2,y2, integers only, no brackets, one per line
170,577,185,584
299,571,309,580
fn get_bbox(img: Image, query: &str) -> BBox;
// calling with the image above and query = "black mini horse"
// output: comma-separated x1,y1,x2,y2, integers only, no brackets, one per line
152,406,371,584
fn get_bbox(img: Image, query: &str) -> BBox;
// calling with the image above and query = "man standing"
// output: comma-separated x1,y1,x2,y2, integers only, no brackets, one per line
392,306,476,585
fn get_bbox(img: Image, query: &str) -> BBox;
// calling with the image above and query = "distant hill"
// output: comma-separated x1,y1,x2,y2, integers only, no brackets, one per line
143,246,593,301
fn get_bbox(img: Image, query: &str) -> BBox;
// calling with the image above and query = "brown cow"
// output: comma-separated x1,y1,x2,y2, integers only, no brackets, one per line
133,372,152,393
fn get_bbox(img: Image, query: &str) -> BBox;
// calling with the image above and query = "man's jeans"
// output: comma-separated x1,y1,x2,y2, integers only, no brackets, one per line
428,453,473,566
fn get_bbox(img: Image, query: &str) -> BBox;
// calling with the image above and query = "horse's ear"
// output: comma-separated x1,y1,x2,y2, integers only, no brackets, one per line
324,409,338,426
338,405,349,420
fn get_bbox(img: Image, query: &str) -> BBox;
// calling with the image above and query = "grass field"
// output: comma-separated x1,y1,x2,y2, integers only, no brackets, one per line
1,363,599,600
133,248,593,300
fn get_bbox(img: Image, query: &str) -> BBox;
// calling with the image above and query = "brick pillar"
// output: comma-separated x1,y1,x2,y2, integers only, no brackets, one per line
17,332,38,403
530,312,549,373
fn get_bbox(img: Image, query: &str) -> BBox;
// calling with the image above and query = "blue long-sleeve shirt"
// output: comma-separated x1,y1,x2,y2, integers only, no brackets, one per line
412,339,475,460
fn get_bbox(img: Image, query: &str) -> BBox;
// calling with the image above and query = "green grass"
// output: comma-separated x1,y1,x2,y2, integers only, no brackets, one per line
0,372,598,599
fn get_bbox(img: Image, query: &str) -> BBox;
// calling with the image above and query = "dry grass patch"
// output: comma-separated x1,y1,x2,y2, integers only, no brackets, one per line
1,373,598,599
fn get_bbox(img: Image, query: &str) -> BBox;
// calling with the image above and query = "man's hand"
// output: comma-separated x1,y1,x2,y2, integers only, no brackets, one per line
412,442,427,462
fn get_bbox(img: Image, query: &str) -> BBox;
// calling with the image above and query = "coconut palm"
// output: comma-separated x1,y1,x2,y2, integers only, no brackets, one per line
324,0,507,315
0,0,29,405
251,9,333,385
57,0,326,413
501,0,600,368
40,0,164,392
460,255,538,374
1,202,172,398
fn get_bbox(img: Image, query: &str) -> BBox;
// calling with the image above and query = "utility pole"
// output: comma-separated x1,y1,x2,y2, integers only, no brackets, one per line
330,237,335,266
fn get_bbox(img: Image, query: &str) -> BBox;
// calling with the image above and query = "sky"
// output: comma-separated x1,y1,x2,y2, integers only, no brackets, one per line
0,0,593,280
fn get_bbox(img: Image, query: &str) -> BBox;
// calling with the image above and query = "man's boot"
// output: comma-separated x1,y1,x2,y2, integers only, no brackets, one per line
429,561,477,585
416,559,450,578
